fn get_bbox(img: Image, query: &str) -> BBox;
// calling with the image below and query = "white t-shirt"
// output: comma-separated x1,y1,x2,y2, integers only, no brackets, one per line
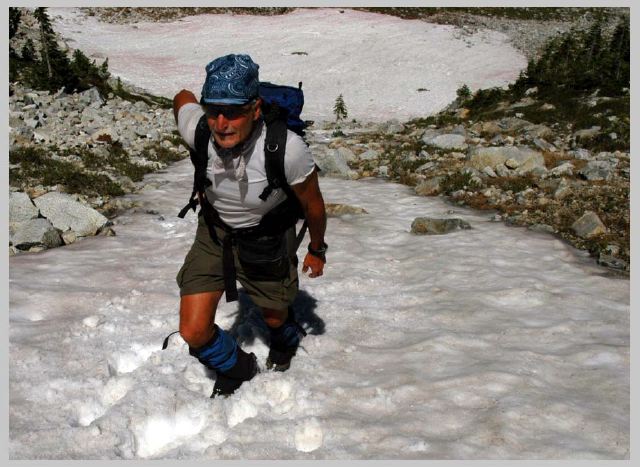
177,103,315,228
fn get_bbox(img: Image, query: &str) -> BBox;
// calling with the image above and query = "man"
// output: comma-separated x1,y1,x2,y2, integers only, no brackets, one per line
173,54,327,398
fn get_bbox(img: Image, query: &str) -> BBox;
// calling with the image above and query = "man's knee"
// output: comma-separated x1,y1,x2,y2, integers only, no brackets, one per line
179,291,223,347
262,307,288,328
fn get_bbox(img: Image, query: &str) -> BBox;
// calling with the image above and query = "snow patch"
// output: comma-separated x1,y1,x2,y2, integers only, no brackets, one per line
294,417,324,452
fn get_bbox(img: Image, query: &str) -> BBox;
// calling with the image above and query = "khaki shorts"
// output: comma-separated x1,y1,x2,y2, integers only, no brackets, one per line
176,213,299,310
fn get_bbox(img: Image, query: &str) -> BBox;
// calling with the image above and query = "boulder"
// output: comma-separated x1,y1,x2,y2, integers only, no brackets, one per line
571,211,607,238
574,126,601,141
313,148,351,178
415,177,443,196
11,218,63,250
579,160,614,181
10,192,39,226
33,192,109,237
336,146,357,163
325,203,368,217
498,117,532,133
547,162,575,177
424,134,468,151
358,149,380,161
466,146,545,173
411,217,471,235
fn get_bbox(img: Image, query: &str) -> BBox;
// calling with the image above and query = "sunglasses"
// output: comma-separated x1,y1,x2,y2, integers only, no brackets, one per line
203,101,256,120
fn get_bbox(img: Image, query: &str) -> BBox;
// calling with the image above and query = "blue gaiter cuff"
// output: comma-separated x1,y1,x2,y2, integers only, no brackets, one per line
189,325,238,373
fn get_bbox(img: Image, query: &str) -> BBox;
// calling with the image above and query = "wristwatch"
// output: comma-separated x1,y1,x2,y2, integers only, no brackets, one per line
308,242,328,262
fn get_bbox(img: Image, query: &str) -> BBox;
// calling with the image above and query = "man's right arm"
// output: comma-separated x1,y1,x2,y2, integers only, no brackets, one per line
173,89,198,124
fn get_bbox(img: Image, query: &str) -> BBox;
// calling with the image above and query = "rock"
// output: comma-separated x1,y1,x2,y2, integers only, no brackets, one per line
385,122,405,134
424,134,468,151
571,211,607,238
358,149,380,161
504,158,520,169
325,203,368,217
10,192,39,226
574,126,601,141
495,164,511,177
523,124,554,139
579,160,614,181
511,97,537,108
467,146,545,173
415,162,436,174
482,166,497,178
411,217,471,235
61,229,78,245
476,121,502,137
314,149,351,178
528,223,555,234
598,254,628,271
540,103,556,110
336,146,357,163
533,137,556,151
377,166,389,177
498,117,532,133
12,218,63,250
420,128,441,143
32,192,109,237
569,148,593,160
415,177,443,196
547,162,574,177
78,87,104,108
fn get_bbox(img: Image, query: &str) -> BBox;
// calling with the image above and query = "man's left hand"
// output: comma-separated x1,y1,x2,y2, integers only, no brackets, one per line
302,253,325,278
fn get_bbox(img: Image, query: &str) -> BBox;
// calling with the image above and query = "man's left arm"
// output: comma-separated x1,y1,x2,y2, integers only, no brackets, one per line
291,169,327,278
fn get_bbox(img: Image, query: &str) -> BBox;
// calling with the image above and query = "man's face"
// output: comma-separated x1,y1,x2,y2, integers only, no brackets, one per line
205,99,261,149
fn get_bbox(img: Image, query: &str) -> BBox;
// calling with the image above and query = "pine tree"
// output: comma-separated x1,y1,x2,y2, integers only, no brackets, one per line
33,7,53,79
10,8,22,40
333,94,348,121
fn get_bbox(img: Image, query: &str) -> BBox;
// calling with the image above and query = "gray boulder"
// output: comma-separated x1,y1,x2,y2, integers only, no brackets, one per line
574,126,601,141
571,211,607,238
358,149,380,161
467,146,545,173
579,160,614,181
415,177,443,196
325,203,368,217
314,149,351,178
12,218,63,250
547,162,575,177
33,192,109,237
10,192,39,226
411,217,471,235
336,146,357,163
424,134,468,151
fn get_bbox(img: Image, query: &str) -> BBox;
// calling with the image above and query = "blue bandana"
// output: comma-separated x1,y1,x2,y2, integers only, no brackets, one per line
201,54,260,105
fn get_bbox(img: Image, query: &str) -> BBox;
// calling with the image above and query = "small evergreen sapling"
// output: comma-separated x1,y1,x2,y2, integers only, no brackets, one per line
333,94,348,121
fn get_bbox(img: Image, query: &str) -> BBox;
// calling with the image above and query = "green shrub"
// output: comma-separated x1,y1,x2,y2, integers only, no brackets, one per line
440,171,481,193
9,146,124,196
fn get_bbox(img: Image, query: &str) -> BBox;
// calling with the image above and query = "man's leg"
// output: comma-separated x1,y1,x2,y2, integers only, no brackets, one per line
262,306,306,371
180,291,257,397
179,291,223,347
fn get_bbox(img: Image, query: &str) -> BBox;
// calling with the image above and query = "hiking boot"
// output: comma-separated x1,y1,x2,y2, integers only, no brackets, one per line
266,346,297,372
211,347,258,398
266,310,306,372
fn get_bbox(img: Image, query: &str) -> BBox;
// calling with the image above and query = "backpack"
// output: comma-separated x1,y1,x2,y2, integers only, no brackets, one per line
177,81,311,235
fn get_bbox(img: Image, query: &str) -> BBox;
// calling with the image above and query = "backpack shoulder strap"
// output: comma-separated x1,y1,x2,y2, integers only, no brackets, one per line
178,113,211,218
260,103,290,201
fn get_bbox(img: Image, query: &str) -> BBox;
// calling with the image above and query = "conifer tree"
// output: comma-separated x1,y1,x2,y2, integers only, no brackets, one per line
33,7,53,78
333,94,348,121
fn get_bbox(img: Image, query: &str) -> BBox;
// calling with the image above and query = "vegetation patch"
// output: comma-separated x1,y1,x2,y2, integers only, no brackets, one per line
10,146,125,196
